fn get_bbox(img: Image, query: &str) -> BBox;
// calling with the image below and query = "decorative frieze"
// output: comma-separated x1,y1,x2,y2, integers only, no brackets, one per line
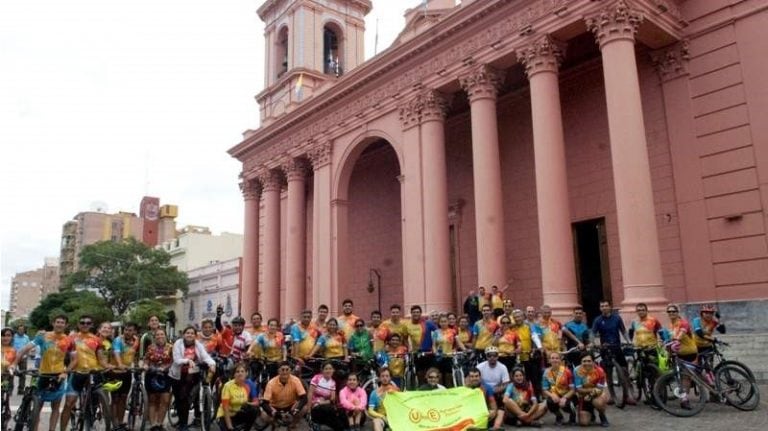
239,179,262,201
459,64,505,102
651,40,689,82
517,35,566,78
585,0,644,48
398,94,423,130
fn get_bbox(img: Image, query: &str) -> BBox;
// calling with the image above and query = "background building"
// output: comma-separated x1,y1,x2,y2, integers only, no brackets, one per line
175,257,241,330
159,226,244,272
9,258,59,319
59,196,178,285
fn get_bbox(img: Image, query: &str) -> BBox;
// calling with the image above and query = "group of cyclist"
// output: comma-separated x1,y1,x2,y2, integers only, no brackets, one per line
0,290,731,431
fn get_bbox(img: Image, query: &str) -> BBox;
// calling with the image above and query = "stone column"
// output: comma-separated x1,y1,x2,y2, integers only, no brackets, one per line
420,90,454,312
259,169,283,318
283,158,308,318
239,178,261,318
310,141,333,310
587,1,668,308
459,64,508,290
518,36,579,315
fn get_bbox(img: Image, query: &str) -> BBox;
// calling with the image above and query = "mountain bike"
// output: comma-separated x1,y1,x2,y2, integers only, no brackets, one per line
69,371,113,431
594,345,632,409
449,351,471,388
699,339,756,382
403,352,420,391
356,357,380,395
2,372,13,431
653,342,760,417
11,370,46,431
626,347,661,407
125,368,147,431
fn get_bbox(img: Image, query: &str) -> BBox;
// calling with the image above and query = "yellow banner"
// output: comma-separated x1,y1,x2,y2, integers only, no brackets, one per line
383,387,489,431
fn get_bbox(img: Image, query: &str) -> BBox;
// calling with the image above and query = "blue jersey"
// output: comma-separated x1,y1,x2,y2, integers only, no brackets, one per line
563,320,589,348
591,314,626,346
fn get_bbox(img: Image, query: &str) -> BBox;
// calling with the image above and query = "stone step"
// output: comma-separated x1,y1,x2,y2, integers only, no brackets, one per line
715,334,768,382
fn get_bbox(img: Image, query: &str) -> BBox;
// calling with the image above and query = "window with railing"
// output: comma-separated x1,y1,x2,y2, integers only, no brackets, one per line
323,24,343,77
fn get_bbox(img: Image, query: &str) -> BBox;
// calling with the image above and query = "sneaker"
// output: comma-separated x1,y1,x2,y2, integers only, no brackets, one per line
600,419,610,427
555,416,564,426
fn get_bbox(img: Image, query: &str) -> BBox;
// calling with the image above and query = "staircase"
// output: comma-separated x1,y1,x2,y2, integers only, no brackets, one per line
717,333,768,382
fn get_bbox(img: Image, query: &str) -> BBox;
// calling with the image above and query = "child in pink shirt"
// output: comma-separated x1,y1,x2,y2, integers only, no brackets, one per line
339,374,367,431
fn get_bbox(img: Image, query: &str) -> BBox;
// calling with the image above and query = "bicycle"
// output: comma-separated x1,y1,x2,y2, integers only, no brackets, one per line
124,368,148,431
355,357,380,395
2,372,13,431
403,352,420,391
10,370,47,431
593,344,632,409
449,351,471,388
653,341,760,417
69,371,114,431
626,346,661,407
699,339,756,382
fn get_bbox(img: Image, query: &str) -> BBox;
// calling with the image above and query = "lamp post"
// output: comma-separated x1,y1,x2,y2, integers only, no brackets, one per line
367,268,382,312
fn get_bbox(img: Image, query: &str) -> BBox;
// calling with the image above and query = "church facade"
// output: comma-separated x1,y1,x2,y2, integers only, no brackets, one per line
229,0,768,326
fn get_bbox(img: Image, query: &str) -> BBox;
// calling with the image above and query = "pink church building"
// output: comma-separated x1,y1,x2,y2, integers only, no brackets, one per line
229,0,768,327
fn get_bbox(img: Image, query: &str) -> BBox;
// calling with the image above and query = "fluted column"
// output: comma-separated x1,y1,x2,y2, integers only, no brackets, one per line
420,90,454,312
310,141,333,310
240,178,261,318
283,158,308,318
459,64,508,290
586,0,668,307
518,36,579,316
259,169,283,318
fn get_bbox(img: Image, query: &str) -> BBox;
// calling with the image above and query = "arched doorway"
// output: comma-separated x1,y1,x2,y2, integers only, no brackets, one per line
334,138,403,318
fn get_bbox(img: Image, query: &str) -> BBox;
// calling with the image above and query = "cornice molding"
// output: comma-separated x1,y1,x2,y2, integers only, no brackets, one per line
516,34,566,78
585,0,645,48
651,39,689,82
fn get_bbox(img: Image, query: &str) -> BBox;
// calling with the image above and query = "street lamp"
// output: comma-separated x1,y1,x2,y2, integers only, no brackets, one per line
367,268,382,312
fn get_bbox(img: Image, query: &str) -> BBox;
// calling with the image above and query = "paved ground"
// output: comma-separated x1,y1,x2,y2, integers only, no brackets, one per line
8,386,767,431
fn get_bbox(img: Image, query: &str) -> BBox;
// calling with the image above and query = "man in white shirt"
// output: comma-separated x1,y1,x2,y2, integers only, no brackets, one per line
476,346,510,399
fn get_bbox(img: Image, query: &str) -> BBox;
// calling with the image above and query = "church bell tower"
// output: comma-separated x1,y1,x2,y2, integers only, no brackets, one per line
256,0,373,125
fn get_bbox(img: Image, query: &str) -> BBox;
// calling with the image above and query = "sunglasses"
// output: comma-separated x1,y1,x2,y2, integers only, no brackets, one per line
666,310,679,313
427,375,439,379
486,353,498,357
79,321,93,325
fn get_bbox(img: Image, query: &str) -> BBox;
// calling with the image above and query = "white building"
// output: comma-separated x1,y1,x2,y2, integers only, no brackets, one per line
158,226,244,271
175,258,241,330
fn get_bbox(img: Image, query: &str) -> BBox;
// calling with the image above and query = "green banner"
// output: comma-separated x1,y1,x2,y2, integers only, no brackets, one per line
383,387,489,431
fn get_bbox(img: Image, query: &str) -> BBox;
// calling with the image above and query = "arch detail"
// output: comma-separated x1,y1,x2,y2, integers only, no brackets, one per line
332,129,403,202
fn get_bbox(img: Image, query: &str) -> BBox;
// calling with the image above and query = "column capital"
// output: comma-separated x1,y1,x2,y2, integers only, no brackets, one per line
281,157,309,182
420,90,451,123
239,178,262,201
585,0,644,48
459,64,505,102
517,35,566,78
651,40,690,82
308,140,332,169
398,94,422,130
257,168,283,192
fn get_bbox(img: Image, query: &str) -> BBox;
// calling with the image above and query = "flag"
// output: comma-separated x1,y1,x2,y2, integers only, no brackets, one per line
383,387,488,430
295,73,304,101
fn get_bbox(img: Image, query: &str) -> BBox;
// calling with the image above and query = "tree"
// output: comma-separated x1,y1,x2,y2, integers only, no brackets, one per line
29,289,114,330
64,238,188,316
126,299,167,327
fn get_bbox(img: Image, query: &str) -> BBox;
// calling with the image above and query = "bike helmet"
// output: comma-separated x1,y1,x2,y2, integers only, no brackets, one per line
484,346,499,355
102,380,123,393
700,304,717,313
231,316,246,325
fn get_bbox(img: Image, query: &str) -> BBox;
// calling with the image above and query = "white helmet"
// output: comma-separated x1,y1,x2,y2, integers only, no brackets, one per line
484,346,499,355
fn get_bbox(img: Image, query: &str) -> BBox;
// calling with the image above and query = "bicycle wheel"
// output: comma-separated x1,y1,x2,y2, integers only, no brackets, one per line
715,364,760,411
199,386,214,431
605,361,629,409
653,370,707,417
13,394,40,431
626,358,641,402
86,389,112,431
714,360,756,383
640,364,660,408
167,394,179,427
452,367,464,388
126,383,148,431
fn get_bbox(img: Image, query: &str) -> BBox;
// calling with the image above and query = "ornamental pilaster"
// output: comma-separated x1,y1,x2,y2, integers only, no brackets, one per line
459,64,505,102
281,158,309,182
257,169,283,193
308,140,332,170
651,40,689,82
517,35,566,78
420,90,451,124
239,178,262,201
585,0,645,48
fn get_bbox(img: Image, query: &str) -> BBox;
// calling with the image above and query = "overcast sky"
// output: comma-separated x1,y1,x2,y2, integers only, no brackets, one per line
0,0,425,308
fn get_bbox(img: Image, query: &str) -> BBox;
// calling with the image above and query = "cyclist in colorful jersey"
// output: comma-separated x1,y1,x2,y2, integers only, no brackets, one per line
431,314,466,387
369,311,389,353
348,319,374,369
591,300,634,405
666,304,698,362
110,321,139,430
492,315,520,370
542,351,576,426
574,352,609,427
307,361,345,430
464,367,504,431
96,322,116,369
404,305,437,379
456,315,474,347
216,363,262,431
472,304,500,356
314,304,329,334
539,305,564,359
289,310,320,362
381,304,408,343
60,315,104,431
477,286,492,311
310,317,348,361
511,309,543,397
171,326,217,431
198,319,223,355
217,314,252,364
248,312,265,338
14,315,74,431
377,333,407,388
502,368,546,427
496,299,515,325
562,306,590,366
144,328,173,431
367,368,399,431
337,299,361,340
251,318,286,379
139,314,162,359
2,328,16,379
490,285,507,318
693,304,726,352
629,302,663,349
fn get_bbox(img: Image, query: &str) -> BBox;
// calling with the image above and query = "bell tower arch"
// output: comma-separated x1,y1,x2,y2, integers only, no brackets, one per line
257,0,372,125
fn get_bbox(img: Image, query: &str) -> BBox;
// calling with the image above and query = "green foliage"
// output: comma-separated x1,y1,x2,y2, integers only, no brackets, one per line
8,318,30,331
28,289,114,331
126,299,166,328
64,238,188,316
